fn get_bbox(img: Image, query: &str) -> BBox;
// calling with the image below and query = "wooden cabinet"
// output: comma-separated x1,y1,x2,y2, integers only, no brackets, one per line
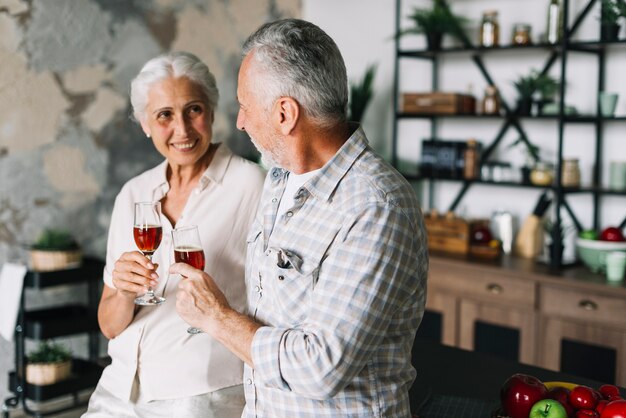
426,255,626,386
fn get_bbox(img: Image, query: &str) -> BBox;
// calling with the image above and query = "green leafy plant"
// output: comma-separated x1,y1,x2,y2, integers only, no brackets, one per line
27,341,72,364
535,73,560,101
398,0,472,47
513,74,538,100
349,64,377,123
509,137,541,165
600,0,623,24
32,229,79,251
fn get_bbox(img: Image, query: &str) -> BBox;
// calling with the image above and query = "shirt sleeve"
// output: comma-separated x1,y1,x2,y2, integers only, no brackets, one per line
102,187,132,289
251,202,426,399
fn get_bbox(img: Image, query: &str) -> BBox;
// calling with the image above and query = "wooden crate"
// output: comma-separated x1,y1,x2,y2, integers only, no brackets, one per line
424,212,470,255
402,92,476,115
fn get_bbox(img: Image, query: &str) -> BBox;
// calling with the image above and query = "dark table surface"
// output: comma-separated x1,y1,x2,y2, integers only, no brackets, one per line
410,339,625,417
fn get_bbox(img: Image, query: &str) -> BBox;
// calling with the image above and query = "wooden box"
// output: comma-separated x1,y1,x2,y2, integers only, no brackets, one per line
424,211,470,255
402,92,476,115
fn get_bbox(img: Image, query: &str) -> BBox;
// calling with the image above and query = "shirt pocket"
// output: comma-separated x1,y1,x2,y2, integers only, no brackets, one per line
245,222,263,294
265,247,320,327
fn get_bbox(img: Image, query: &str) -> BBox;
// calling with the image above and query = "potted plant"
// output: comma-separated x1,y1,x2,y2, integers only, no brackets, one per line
30,228,81,271
348,64,377,123
512,73,537,116
26,341,72,385
398,0,471,50
543,219,574,264
599,0,622,41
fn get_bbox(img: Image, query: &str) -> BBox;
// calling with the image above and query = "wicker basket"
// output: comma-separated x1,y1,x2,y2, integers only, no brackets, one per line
26,360,71,385
30,249,81,272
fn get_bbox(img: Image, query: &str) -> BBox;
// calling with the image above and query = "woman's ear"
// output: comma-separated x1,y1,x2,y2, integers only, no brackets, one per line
139,119,151,138
274,96,299,135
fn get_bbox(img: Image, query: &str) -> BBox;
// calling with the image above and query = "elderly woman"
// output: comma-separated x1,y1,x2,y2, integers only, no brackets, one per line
83,52,265,417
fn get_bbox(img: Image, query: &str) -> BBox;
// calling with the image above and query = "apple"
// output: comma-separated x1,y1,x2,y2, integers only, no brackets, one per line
548,386,575,417
471,224,492,244
580,230,599,240
530,399,569,418
571,386,600,411
599,227,626,242
576,410,599,418
598,400,609,415
501,373,549,418
601,400,626,418
599,385,621,400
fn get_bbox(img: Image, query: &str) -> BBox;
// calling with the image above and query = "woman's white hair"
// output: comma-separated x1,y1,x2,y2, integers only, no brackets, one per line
242,19,348,128
130,51,219,123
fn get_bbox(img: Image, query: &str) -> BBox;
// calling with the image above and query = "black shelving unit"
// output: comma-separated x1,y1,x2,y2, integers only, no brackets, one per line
2,257,105,418
392,0,626,268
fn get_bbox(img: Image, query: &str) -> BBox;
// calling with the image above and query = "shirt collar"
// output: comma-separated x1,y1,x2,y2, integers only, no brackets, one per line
149,143,233,196
277,123,367,202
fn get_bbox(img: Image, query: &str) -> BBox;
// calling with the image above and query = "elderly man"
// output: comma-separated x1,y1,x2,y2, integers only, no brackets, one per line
173,18,428,417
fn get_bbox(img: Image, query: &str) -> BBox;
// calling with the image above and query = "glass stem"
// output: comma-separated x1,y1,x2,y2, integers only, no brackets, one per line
145,254,154,295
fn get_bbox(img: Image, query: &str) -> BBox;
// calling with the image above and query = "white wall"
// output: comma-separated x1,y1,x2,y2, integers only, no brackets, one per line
304,0,626,254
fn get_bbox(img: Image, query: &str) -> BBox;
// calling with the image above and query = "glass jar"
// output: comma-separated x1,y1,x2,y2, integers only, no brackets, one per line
530,162,554,186
464,139,480,180
480,11,499,47
482,85,500,115
546,0,563,44
512,24,532,46
561,158,581,187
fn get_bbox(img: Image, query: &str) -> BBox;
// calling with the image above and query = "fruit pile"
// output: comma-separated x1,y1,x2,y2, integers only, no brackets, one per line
500,373,626,418
580,227,625,242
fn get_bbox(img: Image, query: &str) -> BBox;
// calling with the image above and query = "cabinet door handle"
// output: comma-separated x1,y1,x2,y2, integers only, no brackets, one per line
578,299,598,311
486,283,503,294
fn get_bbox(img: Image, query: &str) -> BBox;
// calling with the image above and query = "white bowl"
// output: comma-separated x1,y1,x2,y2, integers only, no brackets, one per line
576,238,626,273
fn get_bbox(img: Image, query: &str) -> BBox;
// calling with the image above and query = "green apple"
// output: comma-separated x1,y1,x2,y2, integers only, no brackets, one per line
529,399,568,418
579,229,599,240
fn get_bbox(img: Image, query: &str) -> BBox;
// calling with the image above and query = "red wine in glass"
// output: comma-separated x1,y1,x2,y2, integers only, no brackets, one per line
134,202,165,306
174,246,205,271
172,225,205,334
134,225,163,257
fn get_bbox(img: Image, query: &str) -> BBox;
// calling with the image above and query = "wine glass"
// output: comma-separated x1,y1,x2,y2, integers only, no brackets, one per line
133,201,165,306
172,225,206,334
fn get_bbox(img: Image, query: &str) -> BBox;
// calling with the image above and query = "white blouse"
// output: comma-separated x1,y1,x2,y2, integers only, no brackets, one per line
98,143,265,402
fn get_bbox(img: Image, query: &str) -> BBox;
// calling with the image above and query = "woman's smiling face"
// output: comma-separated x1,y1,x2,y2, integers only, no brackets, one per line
141,76,213,168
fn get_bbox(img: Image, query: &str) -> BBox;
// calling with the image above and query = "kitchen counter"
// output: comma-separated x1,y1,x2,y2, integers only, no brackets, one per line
410,338,626,417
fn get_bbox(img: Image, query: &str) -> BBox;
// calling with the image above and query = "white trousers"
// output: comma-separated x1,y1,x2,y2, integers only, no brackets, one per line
82,382,245,418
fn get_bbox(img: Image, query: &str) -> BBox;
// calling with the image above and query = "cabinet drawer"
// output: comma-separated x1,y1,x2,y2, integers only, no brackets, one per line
429,263,535,307
540,285,626,327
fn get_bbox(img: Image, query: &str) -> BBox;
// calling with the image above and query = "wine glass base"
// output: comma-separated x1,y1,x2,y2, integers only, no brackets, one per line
187,327,203,334
135,295,166,306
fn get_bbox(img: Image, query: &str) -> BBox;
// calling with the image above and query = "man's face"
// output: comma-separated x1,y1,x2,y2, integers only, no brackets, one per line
236,53,286,168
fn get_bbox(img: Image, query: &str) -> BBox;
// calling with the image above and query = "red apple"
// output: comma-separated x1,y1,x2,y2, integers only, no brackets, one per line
600,385,621,400
598,400,609,415
501,373,549,418
570,386,599,411
471,224,492,244
576,410,599,418
599,227,626,242
601,400,626,418
548,386,575,417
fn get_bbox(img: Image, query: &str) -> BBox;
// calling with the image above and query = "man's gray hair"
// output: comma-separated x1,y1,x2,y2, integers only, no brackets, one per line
242,19,348,127
130,51,219,123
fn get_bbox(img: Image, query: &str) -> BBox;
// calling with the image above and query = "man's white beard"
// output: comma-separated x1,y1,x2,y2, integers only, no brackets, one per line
249,135,284,169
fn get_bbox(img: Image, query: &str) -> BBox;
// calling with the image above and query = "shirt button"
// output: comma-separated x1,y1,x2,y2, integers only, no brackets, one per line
272,171,279,177
246,378,253,385
278,275,284,281
254,285,261,292
272,198,277,203
286,211,293,217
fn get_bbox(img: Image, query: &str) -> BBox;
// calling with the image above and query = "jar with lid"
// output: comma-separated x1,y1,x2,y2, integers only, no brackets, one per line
512,23,532,46
561,158,580,187
480,11,499,47
482,85,500,115
530,162,554,186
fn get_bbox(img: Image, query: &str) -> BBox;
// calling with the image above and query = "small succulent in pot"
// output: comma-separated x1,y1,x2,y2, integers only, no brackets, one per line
30,229,81,271
26,341,73,385
32,229,79,251
27,341,73,364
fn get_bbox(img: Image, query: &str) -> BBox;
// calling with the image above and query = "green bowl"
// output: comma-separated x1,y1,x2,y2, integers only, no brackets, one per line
576,238,626,273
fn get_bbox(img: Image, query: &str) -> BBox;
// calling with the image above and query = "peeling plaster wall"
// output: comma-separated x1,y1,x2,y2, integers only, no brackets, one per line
0,0,300,403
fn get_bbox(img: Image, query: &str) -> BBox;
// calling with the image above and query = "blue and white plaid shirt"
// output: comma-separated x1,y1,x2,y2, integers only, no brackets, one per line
243,125,428,417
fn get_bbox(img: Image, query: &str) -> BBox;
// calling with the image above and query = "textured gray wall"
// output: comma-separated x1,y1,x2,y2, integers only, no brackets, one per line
0,0,300,405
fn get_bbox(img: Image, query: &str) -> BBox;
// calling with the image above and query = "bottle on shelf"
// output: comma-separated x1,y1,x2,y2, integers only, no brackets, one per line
481,85,501,115
480,10,500,47
546,0,563,44
561,158,581,187
464,139,480,180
